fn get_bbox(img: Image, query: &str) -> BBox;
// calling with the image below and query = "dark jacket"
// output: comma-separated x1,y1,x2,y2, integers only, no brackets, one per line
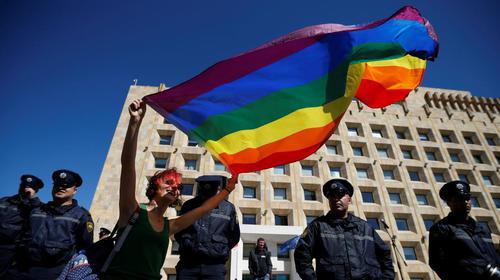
249,248,272,277
0,195,42,245
429,213,500,280
294,213,394,280
175,197,240,265
25,200,94,267
0,195,42,275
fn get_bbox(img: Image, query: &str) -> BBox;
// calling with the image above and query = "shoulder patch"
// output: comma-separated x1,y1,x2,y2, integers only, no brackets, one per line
86,221,94,233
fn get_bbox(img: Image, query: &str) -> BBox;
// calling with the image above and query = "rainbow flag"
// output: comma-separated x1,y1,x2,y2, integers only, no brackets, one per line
144,6,439,175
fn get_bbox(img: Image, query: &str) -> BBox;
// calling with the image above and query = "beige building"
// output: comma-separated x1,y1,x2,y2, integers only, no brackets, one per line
90,84,500,280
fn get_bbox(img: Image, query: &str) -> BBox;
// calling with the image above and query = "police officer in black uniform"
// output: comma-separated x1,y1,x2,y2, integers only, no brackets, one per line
429,180,500,280
0,175,43,278
294,178,394,280
175,175,240,280
7,169,94,280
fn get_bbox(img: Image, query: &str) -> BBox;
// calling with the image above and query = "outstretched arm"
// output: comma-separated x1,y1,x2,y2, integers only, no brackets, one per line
169,176,238,235
118,99,146,227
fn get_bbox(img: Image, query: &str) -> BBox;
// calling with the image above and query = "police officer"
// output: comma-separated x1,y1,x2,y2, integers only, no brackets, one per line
429,180,500,280
0,175,43,278
294,178,394,280
8,169,94,280
175,175,240,280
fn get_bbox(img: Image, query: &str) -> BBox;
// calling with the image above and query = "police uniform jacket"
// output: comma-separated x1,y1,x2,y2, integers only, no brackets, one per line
429,213,500,280
0,195,41,245
175,197,240,265
26,199,93,266
294,212,394,280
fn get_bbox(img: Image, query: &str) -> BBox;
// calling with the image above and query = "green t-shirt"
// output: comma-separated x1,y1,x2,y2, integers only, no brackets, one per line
104,204,170,280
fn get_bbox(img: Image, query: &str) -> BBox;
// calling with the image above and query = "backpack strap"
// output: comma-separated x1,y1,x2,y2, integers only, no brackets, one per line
100,206,140,273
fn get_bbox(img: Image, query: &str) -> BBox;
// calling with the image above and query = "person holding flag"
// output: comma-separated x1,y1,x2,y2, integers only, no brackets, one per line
101,99,237,280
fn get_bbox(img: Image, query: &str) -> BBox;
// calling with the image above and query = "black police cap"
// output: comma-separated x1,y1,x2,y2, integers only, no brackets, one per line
52,169,83,187
322,178,354,198
439,180,470,201
195,175,227,189
20,174,44,190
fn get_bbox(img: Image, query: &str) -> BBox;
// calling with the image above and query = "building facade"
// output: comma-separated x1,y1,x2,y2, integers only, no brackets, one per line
90,84,500,280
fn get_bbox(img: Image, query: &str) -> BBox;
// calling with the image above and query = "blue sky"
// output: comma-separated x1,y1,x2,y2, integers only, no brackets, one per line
1,0,498,209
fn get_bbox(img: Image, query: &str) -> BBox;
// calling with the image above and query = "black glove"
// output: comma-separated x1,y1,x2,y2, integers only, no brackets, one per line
486,264,500,280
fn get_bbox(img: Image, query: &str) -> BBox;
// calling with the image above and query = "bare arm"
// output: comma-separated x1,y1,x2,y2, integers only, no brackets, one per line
169,176,238,235
118,99,146,227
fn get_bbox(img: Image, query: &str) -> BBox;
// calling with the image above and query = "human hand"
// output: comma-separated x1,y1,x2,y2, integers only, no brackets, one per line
224,174,239,193
128,99,146,123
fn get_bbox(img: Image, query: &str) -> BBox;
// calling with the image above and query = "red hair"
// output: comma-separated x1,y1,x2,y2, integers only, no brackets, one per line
146,168,182,200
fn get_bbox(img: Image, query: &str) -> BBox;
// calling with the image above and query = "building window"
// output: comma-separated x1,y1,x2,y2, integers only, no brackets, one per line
306,215,317,224
416,194,429,205
214,160,226,171
423,218,435,231
167,275,176,280
304,189,316,201
275,215,288,226
449,151,461,162
426,151,437,161
402,149,413,159
458,173,470,183
442,134,452,143
396,131,406,139
486,137,496,146
274,188,287,200
478,221,491,234
243,186,256,199
378,148,389,158
352,147,364,156
493,198,500,208
472,154,484,164
347,127,359,137
383,169,395,180
419,132,430,141
301,164,314,176
159,135,172,145
372,129,383,138
389,193,402,204
434,172,445,183
403,247,417,260
187,137,198,147
185,159,197,170
470,196,480,208
483,175,493,186
357,168,369,179
274,165,286,175
408,171,421,182
326,144,338,155
243,243,255,259
242,214,256,224
361,191,375,203
396,218,409,231
367,218,380,230
330,166,342,178
181,183,194,196
464,136,474,144
154,157,168,169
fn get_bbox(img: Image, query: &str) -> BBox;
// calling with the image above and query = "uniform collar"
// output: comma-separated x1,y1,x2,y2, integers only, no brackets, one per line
45,199,78,214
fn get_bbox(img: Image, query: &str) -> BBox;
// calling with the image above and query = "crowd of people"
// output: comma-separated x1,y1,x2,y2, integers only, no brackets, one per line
1,99,499,280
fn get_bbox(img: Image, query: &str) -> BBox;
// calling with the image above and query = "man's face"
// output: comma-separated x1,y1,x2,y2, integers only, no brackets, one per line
19,186,36,199
447,194,471,215
328,192,351,213
257,240,265,249
52,184,77,200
